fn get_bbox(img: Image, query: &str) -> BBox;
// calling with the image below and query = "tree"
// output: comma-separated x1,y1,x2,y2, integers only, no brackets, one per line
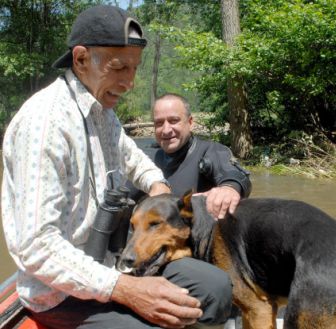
137,1,182,109
158,0,336,150
0,0,99,139
232,0,336,144
151,32,161,107
220,0,252,158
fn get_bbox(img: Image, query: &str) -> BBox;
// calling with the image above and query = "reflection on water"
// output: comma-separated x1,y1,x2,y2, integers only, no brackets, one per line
250,171,336,218
1,138,335,282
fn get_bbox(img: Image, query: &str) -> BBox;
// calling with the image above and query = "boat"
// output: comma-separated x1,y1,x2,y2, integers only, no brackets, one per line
0,273,47,329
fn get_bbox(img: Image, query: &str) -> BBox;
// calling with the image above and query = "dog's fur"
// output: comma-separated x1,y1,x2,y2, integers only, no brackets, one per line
119,192,336,329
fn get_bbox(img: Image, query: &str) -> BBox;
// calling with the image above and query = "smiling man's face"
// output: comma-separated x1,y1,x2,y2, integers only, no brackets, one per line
153,97,193,154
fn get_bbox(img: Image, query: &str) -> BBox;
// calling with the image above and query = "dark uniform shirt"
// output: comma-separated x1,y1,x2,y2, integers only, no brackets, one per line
154,136,251,198
128,136,251,201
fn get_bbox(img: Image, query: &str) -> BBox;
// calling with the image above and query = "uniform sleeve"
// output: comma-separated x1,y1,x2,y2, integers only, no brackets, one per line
201,142,252,197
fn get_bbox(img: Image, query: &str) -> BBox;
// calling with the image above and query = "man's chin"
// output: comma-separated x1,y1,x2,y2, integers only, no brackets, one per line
102,95,119,109
161,142,179,154
163,146,178,153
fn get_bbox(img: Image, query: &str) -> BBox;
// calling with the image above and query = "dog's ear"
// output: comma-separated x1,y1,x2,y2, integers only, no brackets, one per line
190,194,216,261
177,191,215,261
177,189,194,220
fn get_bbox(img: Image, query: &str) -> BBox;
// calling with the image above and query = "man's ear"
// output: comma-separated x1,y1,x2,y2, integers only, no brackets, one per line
189,115,194,131
177,189,194,219
72,45,90,74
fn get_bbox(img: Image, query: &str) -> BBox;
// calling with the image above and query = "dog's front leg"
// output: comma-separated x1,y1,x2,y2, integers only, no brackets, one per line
230,275,277,329
240,300,277,329
212,227,278,329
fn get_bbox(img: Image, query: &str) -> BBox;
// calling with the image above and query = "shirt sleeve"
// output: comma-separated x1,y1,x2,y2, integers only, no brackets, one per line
119,129,165,193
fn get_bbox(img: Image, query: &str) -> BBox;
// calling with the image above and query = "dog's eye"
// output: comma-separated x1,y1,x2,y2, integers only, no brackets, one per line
148,221,161,229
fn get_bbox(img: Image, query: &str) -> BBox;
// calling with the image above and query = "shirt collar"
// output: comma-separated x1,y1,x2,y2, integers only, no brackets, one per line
65,69,103,118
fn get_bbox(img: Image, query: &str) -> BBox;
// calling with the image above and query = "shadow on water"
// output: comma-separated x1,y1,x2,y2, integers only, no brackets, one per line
1,138,335,281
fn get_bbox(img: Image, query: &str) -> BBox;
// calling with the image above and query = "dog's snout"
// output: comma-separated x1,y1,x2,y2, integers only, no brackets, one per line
122,253,136,268
117,249,136,273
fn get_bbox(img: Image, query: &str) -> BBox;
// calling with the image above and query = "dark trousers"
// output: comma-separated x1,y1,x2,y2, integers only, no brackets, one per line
30,258,232,329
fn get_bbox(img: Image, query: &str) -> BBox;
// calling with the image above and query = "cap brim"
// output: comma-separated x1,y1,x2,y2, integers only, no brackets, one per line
52,50,73,69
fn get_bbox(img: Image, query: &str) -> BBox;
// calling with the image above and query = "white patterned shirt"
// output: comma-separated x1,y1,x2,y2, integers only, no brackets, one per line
1,69,164,312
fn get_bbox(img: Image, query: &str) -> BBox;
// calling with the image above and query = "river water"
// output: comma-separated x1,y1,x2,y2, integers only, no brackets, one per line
1,138,335,282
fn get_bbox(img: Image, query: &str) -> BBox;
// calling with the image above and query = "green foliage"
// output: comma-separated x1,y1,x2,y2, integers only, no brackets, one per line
1,0,336,150
158,0,336,144
236,0,336,141
0,0,101,131
116,17,202,123
149,24,229,116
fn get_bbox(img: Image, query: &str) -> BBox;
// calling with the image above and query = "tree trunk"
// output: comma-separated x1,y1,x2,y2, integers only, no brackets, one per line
220,0,252,158
151,32,161,112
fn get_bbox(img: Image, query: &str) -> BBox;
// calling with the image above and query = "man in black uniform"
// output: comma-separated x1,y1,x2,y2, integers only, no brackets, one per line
125,93,252,328
152,93,251,219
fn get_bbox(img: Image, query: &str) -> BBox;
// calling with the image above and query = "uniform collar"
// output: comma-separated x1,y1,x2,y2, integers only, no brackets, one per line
167,135,195,159
162,135,196,171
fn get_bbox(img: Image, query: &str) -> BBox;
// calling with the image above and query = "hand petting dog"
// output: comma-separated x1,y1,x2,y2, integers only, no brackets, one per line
196,185,241,220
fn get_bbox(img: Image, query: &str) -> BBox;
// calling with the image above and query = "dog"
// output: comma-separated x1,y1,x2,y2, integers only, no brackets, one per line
118,192,336,329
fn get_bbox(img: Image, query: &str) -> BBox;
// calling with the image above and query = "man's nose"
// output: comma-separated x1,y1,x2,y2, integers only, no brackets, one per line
119,70,136,92
119,78,134,92
162,121,172,134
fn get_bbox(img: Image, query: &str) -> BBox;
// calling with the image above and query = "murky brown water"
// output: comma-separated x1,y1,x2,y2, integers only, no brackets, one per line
250,171,336,218
1,166,335,282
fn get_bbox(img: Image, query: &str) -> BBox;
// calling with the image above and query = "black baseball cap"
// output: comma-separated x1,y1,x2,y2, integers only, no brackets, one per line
52,5,147,68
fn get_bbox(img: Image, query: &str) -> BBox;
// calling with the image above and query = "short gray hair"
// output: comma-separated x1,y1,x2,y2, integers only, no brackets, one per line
89,48,102,66
154,93,191,117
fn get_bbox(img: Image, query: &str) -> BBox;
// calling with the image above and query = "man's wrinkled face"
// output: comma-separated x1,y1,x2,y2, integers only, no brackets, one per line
75,46,142,109
153,98,193,154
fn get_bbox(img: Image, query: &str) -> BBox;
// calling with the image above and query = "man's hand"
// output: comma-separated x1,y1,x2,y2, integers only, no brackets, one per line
148,181,171,196
111,274,202,328
198,185,241,220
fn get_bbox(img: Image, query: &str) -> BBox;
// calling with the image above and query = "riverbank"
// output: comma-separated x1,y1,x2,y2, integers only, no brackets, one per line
244,139,336,179
124,112,229,138
126,116,336,180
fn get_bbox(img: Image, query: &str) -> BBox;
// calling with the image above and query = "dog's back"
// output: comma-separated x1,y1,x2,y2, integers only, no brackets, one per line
216,198,336,328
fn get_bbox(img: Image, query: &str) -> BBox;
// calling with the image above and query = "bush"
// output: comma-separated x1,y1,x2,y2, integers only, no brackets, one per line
169,0,336,144
234,0,336,142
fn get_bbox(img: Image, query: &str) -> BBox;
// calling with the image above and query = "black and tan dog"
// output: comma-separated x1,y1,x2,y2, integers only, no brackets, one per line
119,192,336,329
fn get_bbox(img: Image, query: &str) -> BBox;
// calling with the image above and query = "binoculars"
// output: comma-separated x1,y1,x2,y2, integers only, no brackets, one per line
84,172,135,264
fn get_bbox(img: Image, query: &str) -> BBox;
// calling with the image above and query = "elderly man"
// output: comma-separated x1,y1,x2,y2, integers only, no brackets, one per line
2,6,232,329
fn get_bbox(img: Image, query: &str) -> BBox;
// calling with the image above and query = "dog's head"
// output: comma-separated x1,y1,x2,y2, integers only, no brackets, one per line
118,191,215,276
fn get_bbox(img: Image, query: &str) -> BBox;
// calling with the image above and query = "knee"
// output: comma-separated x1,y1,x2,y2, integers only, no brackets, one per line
162,257,232,324
163,257,232,298
200,265,232,300
197,266,232,324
